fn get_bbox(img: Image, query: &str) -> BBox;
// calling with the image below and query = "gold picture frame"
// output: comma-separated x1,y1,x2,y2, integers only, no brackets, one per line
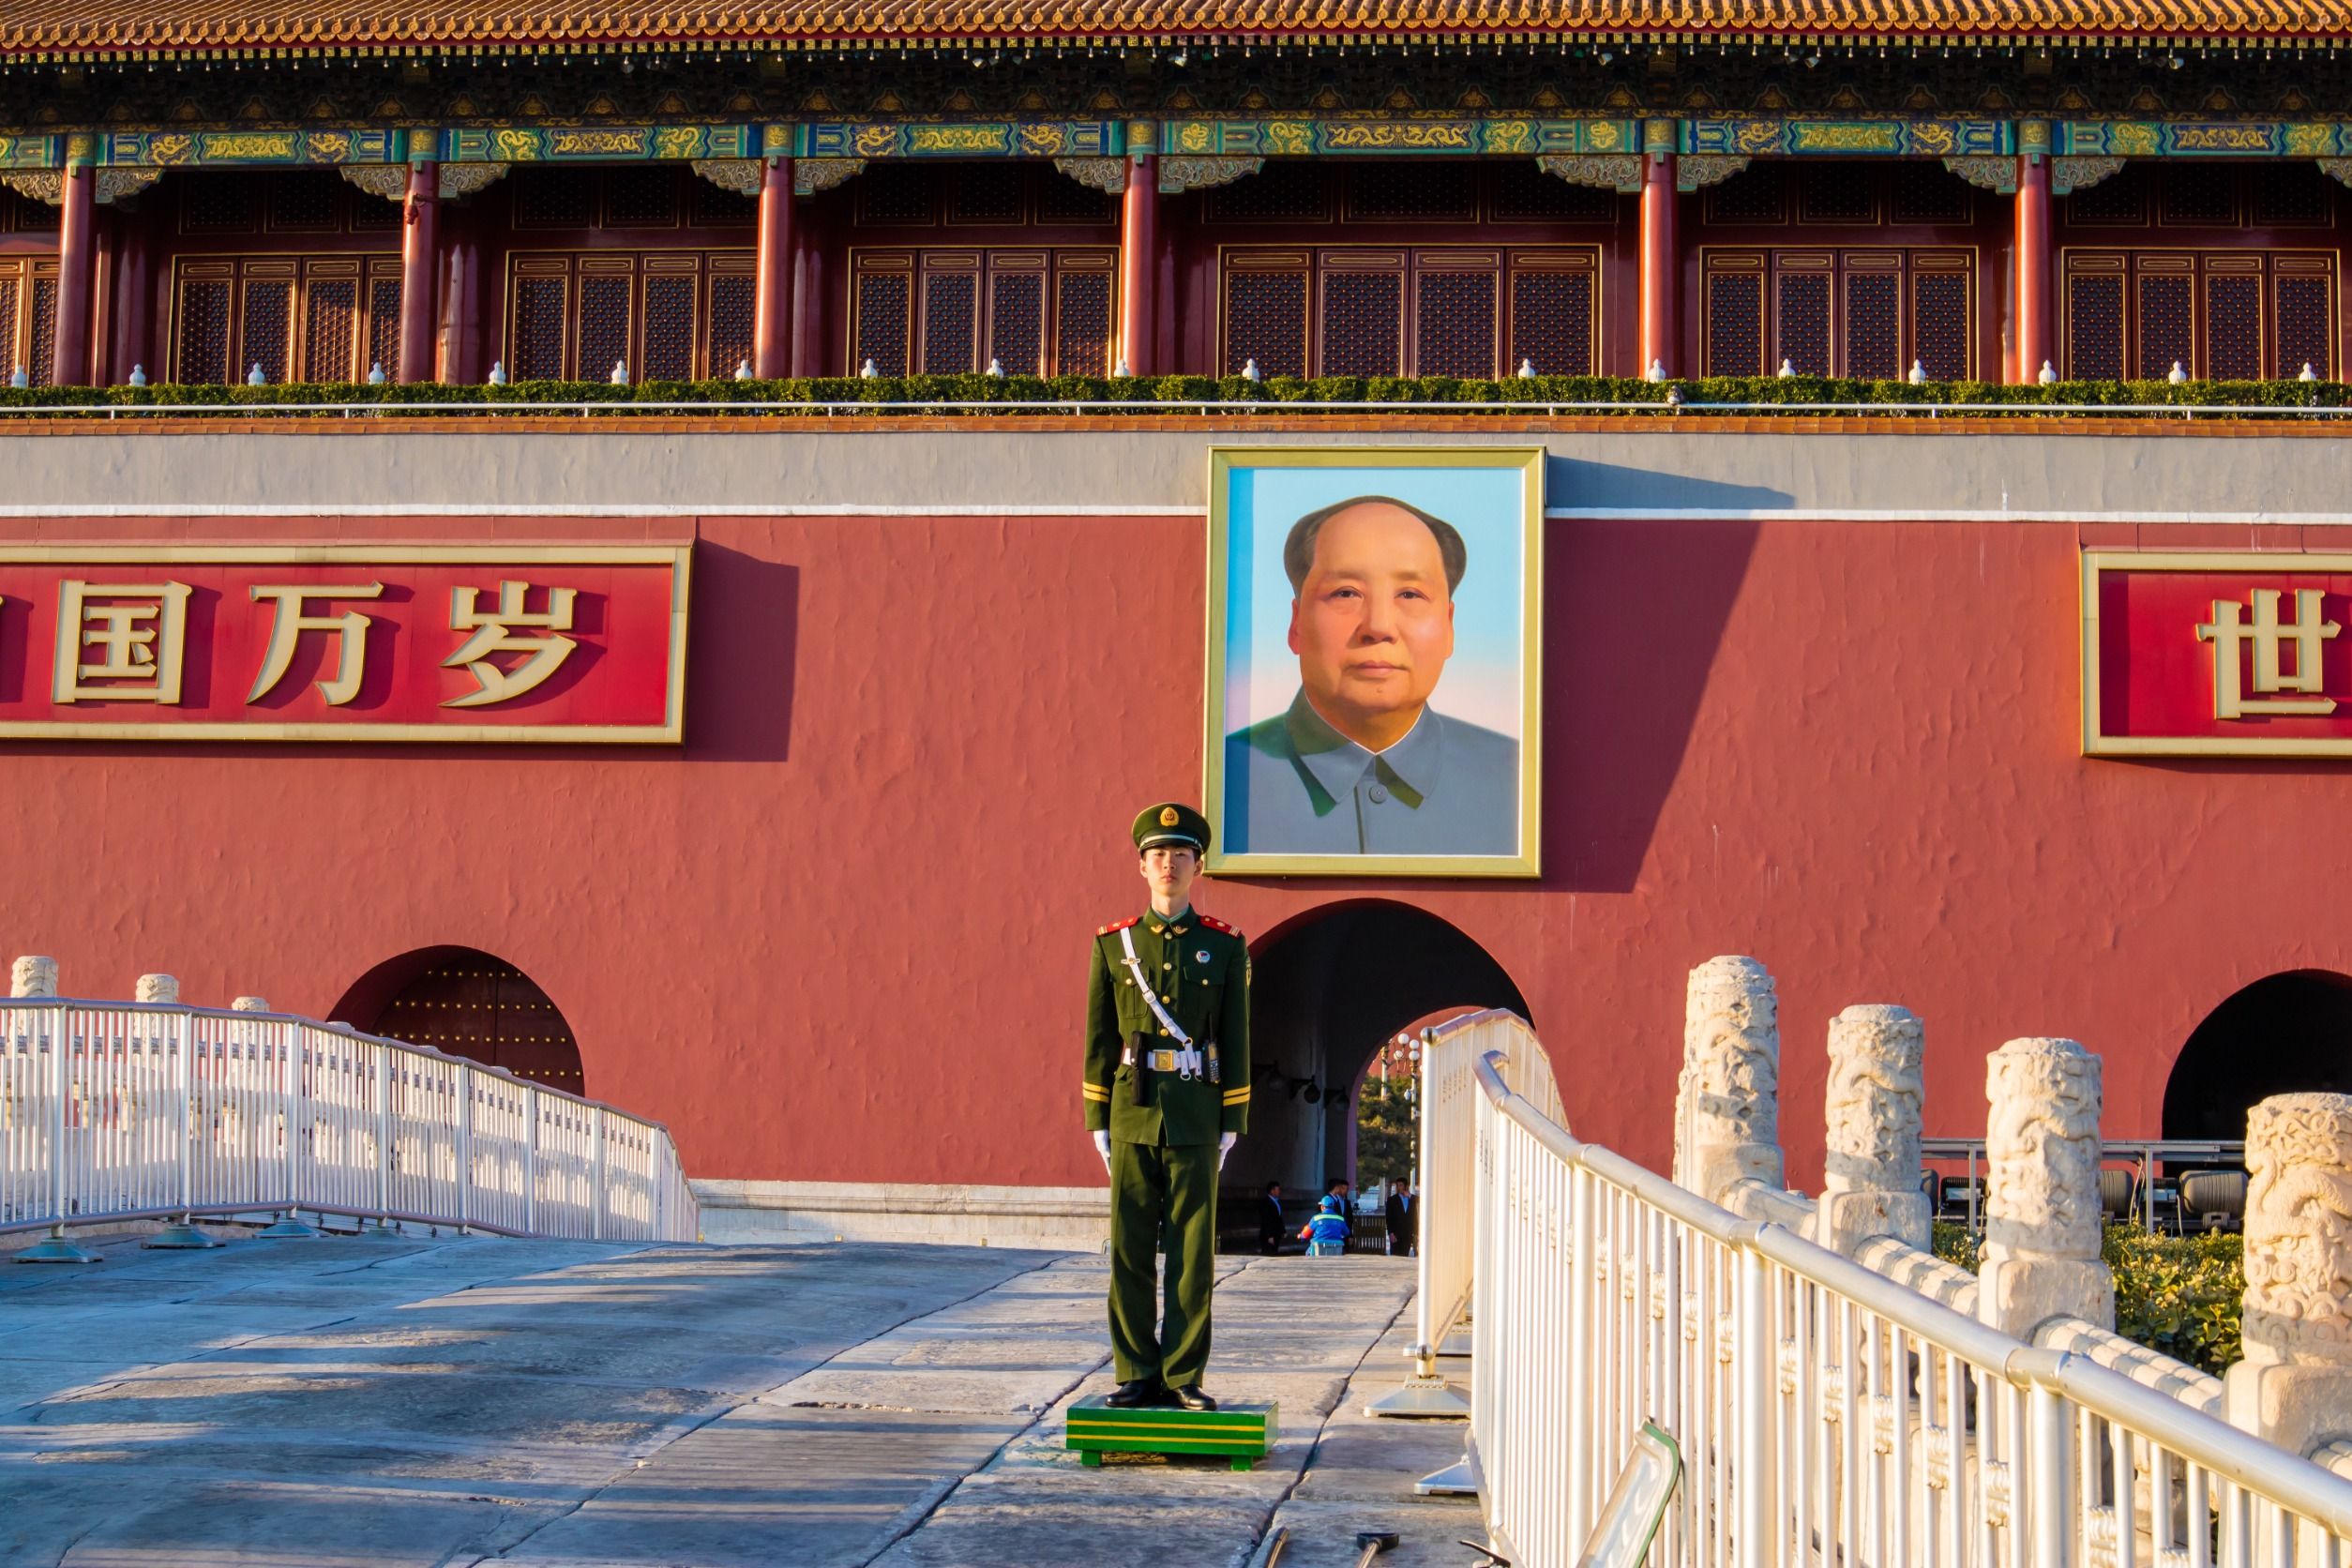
2082,549,2352,758
1203,445,1544,878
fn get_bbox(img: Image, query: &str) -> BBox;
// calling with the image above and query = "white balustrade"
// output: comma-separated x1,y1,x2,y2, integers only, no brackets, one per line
1439,1016,2352,1568
0,996,695,1244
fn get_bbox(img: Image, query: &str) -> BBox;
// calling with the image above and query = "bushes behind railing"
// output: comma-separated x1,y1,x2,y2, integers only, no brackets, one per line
0,372,2349,415
1934,1220,2245,1375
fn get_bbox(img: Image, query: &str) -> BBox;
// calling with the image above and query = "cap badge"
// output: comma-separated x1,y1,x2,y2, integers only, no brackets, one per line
1159,806,1180,827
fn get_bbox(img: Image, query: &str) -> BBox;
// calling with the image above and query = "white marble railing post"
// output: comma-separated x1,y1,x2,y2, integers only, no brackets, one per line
10,955,57,998
1978,1036,2115,1337
135,973,179,1004
2224,1093,2352,1461
1674,956,1786,1205
231,997,270,1013
1818,1003,1930,1256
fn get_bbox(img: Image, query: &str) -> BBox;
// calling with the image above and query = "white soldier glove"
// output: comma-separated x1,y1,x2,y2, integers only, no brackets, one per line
1218,1131,1237,1170
1093,1131,1111,1170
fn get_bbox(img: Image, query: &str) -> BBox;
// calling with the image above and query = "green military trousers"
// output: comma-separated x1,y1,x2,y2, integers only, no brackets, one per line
1107,1138,1219,1387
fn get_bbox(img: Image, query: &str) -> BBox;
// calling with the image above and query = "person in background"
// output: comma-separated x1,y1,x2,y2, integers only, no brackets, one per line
1300,1193,1350,1257
1258,1181,1286,1254
1385,1177,1417,1257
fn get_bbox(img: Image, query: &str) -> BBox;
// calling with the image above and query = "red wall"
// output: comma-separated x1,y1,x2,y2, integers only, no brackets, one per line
0,509,2335,1190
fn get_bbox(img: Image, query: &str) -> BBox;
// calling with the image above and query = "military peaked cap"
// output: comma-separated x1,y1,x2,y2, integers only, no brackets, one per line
1133,801,1212,853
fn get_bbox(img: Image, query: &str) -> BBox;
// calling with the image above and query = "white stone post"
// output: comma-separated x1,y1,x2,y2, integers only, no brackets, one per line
10,956,57,998
1978,1037,2114,1337
2224,1093,2352,1459
135,973,179,1004
1674,956,1786,1205
1818,1003,1930,1255
231,996,270,1013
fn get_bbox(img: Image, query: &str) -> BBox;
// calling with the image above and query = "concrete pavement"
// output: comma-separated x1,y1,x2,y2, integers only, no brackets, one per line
0,1228,1485,1566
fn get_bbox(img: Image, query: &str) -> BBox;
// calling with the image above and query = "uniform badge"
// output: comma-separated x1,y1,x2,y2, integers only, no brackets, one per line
1196,949,1211,963
1159,806,1180,827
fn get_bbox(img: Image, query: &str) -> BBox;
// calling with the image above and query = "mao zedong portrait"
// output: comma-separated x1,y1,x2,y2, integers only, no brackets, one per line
1225,495,1518,855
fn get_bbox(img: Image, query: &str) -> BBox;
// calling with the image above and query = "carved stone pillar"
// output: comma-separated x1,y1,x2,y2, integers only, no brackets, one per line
1674,956,1784,1204
2224,1093,2352,1460
1978,1037,2114,1337
134,973,179,1005
1819,1004,1930,1255
10,956,58,998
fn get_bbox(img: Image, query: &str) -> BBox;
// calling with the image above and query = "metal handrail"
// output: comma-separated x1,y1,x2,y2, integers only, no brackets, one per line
0,397,2344,421
1457,1024,2352,1568
0,996,698,1244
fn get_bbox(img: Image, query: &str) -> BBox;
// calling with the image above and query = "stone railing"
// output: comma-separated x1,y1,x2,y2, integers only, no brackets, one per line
1670,955,2352,1455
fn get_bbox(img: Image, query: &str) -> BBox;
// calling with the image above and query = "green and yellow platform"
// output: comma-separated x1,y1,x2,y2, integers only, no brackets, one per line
1065,1396,1278,1470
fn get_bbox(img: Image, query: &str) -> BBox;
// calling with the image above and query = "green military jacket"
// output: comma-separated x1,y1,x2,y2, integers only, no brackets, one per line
1084,908,1250,1146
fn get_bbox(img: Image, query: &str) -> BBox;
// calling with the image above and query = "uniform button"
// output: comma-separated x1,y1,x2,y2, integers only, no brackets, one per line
1158,1028,1169,1036
1368,784,1389,804
1162,962,1171,970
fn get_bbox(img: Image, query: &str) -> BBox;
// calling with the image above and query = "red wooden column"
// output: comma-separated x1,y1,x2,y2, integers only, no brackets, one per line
398,161,441,384
754,157,795,379
1637,123,1679,378
2013,143,2053,384
1118,150,1158,376
51,158,97,386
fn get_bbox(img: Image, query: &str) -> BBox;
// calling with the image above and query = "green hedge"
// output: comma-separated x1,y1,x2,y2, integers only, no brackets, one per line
0,371,2347,416
1932,1221,2244,1376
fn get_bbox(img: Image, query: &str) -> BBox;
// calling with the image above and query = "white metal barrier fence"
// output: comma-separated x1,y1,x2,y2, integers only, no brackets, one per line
1458,1020,2352,1568
1373,1009,1563,1419
0,999,698,1244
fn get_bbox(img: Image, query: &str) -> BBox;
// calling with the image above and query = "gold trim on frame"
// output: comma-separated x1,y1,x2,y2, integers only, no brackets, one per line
0,543,690,745
1201,445,1544,879
2081,549,2352,759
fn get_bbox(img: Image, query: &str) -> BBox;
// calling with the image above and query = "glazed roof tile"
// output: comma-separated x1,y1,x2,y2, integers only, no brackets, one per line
0,0,2342,54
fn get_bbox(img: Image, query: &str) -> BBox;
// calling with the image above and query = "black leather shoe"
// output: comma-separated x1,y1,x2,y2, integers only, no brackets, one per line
1168,1384,1218,1411
1106,1379,1164,1409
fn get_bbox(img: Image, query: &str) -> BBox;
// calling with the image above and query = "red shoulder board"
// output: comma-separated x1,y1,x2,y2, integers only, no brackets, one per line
1197,914,1243,938
1097,915,1143,936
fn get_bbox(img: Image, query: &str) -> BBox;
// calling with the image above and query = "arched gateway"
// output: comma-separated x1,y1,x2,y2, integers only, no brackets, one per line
328,946,586,1092
2163,970,2352,1143
1222,899,1529,1228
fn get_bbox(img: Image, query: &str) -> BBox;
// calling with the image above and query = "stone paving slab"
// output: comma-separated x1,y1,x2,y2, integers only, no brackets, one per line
0,1231,1475,1568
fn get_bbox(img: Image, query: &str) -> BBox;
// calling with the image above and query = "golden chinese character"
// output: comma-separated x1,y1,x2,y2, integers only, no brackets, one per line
53,580,193,703
2197,588,2341,718
443,580,579,709
248,583,384,706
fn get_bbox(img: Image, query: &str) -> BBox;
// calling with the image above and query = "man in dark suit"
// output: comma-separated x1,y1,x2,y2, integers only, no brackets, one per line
1385,1179,1416,1257
1258,1181,1285,1254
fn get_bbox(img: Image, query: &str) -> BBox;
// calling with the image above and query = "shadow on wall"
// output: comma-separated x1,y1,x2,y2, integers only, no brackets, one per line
1227,898,1530,1199
2163,968,2352,1142
680,545,802,766
1537,486,1763,893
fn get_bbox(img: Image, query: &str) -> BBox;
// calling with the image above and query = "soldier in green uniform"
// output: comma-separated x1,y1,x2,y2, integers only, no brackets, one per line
1084,802,1251,1411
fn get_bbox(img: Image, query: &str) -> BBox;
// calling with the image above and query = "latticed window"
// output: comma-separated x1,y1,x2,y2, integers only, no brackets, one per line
1222,247,1599,380
170,254,403,384
502,250,755,381
0,258,57,384
2062,249,2334,380
1701,249,1975,380
850,249,1115,376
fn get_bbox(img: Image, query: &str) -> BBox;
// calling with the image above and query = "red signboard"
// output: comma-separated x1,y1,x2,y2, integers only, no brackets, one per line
0,546,689,743
2084,550,2352,757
